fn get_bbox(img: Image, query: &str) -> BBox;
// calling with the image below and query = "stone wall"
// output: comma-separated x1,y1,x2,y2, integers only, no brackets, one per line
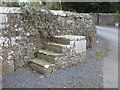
0,7,96,75
90,13,115,26
1,7,44,75
21,9,96,48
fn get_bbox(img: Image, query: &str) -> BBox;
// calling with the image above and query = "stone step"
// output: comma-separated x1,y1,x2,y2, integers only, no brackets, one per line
51,35,86,45
51,35,86,54
34,50,63,63
43,42,71,53
51,36,69,45
29,59,54,67
29,52,86,74
29,59,55,74
29,35,86,74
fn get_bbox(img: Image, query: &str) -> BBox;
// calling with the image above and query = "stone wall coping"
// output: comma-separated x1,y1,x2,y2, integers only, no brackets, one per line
38,9,91,19
0,7,22,14
90,13,114,15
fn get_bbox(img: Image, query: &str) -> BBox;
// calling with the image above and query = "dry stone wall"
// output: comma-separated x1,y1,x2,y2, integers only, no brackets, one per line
0,7,96,75
1,7,44,75
22,9,96,48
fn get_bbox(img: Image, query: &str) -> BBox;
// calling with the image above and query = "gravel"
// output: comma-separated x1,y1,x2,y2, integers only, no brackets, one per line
2,36,108,88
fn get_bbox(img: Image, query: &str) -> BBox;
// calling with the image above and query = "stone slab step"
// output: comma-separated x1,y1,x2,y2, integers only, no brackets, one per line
51,35,86,45
34,50,63,63
43,42,71,53
29,63,52,74
29,59,55,74
54,35,86,41
29,52,86,74
29,59,54,67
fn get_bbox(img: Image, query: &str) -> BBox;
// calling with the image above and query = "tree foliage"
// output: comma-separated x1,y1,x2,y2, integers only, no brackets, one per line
62,2,120,13
4,2,120,13
114,11,120,22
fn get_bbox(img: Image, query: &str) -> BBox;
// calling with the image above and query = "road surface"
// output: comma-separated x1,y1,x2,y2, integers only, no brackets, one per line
96,26,118,88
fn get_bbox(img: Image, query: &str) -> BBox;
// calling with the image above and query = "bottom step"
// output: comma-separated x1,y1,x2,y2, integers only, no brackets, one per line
29,59,55,74
29,52,86,74
29,63,53,74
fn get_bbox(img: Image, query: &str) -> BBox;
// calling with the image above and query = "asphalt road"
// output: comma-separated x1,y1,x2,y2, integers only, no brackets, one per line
96,26,118,88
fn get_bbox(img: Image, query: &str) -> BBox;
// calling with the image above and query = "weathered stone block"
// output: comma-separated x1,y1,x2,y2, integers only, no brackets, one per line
72,40,86,53
52,35,86,53
2,60,14,76
0,14,7,23
43,42,71,53
29,63,53,74
0,24,5,29
29,59,54,68
0,7,22,14
14,56,25,70
35,50,63,63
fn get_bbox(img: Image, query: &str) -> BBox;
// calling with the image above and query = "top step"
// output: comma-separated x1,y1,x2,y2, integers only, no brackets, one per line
51,35,86,45
54,35,85,41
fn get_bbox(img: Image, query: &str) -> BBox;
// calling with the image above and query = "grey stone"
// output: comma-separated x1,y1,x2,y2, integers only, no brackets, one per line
0,14,7,23
0,7,22,14
43,42,71,53
0,24,5,29
35,50,63,63
29,63,53,74
2,60,14,76
14,56,25,70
